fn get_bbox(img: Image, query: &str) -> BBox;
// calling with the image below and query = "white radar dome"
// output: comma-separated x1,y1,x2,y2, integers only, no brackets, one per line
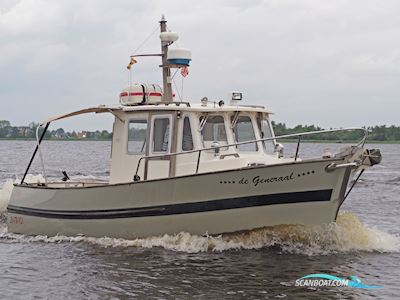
167,48,192,66
160,32,179,42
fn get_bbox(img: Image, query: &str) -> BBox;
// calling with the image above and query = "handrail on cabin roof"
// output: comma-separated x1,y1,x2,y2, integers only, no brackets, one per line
134,127,368,179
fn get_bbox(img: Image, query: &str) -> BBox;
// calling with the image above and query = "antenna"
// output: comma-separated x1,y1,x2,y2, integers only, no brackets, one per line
160,15,173,103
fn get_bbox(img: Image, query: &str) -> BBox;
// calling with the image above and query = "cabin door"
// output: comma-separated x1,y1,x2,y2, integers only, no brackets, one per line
146,113,174,179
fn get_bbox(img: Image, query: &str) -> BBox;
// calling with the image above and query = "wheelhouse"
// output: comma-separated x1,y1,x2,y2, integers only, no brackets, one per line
109,103,278,183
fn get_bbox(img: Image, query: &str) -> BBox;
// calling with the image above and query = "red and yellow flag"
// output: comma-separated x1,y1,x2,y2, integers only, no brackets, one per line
127,57,137,70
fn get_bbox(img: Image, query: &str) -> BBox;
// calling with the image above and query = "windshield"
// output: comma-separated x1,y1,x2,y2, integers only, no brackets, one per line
232,116,257,151
260,118,275,154
200,115,228,148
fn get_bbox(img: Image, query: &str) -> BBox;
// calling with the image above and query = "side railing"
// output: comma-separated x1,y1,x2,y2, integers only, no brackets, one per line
134,127,368,180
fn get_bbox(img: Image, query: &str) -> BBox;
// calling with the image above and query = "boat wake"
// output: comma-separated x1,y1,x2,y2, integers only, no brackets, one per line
0,212,399,255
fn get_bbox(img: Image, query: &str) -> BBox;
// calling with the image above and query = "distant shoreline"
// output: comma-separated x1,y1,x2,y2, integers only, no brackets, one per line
0,138,111,141
1,138,399,144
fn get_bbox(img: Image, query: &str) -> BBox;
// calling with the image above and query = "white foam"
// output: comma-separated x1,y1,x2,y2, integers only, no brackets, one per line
0,180,14,212
0,175,45,212
219,212,400,255
1,212,399,255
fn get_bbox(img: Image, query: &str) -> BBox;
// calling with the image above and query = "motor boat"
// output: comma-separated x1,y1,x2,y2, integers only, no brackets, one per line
7,16,382,238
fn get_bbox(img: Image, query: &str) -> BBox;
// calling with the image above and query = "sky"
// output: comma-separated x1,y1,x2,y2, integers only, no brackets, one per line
1,0,400,131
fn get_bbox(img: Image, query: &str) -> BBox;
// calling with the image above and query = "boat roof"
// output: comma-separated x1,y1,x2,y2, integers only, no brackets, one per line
41,106,120,125
41,103,273,125
122,103,273,114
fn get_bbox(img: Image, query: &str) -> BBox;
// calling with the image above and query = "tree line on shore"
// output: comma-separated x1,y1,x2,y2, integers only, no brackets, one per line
272,122,400,141
1,119,399,141
0,120,111,140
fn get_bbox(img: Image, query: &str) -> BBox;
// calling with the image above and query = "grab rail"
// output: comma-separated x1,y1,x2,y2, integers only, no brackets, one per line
134,127,368,180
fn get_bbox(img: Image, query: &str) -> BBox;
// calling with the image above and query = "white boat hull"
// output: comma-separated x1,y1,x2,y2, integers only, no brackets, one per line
7,159,350,239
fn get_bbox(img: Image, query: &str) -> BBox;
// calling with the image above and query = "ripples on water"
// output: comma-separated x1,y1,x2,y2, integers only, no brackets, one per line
0,141,399,299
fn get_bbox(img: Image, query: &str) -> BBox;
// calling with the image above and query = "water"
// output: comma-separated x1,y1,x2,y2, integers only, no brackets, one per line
0,141,399,299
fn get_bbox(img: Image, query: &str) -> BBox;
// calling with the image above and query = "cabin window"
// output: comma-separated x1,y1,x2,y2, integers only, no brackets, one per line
152,118,170,152
182,117,193,151
128,120,148,154
233,116,258,151
200,115,228,148
260,119,275,153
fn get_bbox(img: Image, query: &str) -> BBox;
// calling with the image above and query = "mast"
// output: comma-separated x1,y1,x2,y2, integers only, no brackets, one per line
160,15,173,103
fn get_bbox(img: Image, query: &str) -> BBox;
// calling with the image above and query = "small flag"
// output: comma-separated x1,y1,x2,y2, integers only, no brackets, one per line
180,66,189,77
127,57,137,70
